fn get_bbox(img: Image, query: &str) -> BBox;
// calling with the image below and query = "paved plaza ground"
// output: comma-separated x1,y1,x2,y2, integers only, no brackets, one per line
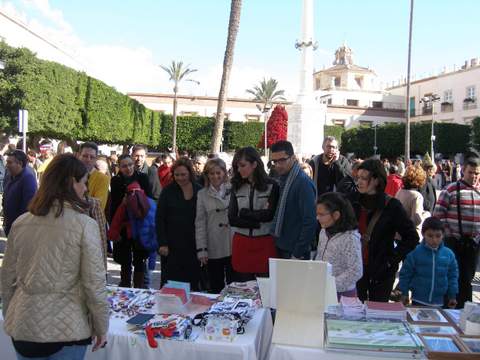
0,229,479,302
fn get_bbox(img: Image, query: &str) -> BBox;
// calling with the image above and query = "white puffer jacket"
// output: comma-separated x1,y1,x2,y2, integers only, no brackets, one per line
315,229,363,292
1,203,109,342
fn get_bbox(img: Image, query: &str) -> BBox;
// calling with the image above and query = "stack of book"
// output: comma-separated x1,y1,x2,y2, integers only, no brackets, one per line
340,296,364,317
365,301,407,321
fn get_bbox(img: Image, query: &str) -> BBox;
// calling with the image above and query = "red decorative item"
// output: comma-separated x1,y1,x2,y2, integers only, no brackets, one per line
257,104,288,149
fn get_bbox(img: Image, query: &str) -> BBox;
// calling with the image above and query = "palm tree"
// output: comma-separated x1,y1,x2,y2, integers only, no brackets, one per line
246,78,286,155
246,78,286,110
211,0,242,154
160,61,198,153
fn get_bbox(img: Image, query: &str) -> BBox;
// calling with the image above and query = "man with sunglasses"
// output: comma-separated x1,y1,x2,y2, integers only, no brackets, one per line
309,136,351,200
270,141,317,260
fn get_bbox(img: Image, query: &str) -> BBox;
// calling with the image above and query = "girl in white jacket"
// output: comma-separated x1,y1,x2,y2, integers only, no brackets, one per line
315,192,363,299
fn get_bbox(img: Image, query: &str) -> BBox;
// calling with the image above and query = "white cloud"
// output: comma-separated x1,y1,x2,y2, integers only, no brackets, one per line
0,1,297,100
22,0,72,32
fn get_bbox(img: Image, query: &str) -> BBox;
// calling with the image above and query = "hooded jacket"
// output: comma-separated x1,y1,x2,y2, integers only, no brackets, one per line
399,240,458,306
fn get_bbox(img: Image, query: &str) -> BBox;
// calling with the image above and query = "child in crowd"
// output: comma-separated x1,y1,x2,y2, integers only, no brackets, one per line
399,217,458,308
315,192,363,299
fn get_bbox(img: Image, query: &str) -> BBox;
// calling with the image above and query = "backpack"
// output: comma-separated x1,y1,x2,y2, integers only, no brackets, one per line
126,182,150,219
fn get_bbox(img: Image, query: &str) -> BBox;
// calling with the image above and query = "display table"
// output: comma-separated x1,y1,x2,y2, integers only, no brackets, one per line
268,344,426,360
1,302,273,360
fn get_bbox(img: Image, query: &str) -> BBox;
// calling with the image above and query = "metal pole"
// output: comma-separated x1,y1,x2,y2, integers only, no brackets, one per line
264,110,268,158
374,124,378,156
431,101,435,161
405,0,414,160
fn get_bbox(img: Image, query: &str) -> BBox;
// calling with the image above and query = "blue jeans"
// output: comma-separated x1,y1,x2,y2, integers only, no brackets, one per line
16,345,87,360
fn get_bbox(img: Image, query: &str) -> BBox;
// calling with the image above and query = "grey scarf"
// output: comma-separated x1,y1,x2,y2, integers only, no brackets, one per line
272,161,301,237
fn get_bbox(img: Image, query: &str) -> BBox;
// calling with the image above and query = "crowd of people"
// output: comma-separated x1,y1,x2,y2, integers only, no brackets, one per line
0,135,479,359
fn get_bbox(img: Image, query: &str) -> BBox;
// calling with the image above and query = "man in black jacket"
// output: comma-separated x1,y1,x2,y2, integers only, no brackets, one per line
309,136,351,199
132,145,162,201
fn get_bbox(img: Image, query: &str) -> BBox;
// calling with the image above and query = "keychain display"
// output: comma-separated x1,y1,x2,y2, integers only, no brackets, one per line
192,299,257,341
143,314,193,347
107,288,156,318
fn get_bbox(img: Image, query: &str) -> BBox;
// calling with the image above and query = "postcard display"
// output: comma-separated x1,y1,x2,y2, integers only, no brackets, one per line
271,259,338,348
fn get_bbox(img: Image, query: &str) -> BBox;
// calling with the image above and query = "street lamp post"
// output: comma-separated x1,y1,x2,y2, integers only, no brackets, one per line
420,94,440,160
373,124,378,156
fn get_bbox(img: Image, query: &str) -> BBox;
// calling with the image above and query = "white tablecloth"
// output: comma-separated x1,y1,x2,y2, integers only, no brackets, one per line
269,344,426,360
1,308,273,360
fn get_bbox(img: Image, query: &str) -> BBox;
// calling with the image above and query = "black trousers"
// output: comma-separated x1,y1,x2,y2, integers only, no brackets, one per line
356,272,396,302
207,256,234,294
444,236,480,308
451,242,479,309
164,255,201,291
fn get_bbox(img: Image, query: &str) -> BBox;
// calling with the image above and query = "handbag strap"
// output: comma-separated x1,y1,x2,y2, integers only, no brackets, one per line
363,196,391,243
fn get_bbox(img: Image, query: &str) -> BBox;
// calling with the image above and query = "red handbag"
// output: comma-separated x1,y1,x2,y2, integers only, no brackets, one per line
231,233,277,273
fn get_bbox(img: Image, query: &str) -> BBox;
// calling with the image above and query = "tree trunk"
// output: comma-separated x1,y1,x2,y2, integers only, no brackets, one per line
172,85,178,152
211,0,242,154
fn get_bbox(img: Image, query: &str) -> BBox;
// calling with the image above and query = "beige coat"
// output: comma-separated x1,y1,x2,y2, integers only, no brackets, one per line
1,203,109,342
195,185,232,260
395,189,430,237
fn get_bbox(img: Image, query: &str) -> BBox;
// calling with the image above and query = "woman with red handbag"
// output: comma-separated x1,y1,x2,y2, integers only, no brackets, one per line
228,147,280,280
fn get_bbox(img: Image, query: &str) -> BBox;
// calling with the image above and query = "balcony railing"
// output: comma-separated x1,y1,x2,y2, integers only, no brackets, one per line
441,103,454,112
463,101,477,110
422,107,433,115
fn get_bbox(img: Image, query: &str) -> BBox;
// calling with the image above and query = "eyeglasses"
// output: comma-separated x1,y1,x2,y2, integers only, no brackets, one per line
316,212,332,219
271,156,291,165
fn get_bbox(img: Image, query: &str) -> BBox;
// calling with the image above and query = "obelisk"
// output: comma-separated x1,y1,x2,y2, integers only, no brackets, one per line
287,0,326,156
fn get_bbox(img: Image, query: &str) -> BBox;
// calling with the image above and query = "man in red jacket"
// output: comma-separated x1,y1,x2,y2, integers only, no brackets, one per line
385,165,403,196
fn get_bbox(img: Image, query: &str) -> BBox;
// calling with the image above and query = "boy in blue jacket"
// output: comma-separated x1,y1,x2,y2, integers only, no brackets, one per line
399,217,458,308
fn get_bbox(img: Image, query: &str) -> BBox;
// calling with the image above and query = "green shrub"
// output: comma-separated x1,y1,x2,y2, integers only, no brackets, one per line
324,125,345,144
341,122,470,158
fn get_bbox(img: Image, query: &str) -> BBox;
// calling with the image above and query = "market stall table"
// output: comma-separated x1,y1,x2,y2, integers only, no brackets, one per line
0,291,273,360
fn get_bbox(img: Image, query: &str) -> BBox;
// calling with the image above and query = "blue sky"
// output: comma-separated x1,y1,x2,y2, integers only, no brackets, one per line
3,0,479,97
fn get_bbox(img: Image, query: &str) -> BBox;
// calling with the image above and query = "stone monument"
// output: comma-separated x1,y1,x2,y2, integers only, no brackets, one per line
287,0,326,156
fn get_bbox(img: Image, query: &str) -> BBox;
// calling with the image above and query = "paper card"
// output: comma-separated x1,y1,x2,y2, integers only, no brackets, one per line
273,311,324,348
256,277,270,308
160,287,188,304
274,259,328,314
165,281,191,300
155,293,187,314
268,258,277,309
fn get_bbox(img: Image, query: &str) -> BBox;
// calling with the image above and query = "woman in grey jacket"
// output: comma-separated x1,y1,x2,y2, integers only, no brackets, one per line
195,158,233,293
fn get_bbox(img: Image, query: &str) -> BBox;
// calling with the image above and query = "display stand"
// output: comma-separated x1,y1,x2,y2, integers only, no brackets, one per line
270,259,337,348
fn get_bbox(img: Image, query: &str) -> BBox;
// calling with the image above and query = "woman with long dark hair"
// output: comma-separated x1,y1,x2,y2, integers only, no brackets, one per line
228,147,279,280
156,157,202,290
110,154,151,288
349,158,419,302
2,154,108,359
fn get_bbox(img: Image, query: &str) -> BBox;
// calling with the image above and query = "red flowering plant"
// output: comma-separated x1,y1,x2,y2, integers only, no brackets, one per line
257,104,288,148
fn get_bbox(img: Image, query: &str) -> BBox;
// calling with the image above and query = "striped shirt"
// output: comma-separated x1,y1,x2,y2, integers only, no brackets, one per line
433,180,480,240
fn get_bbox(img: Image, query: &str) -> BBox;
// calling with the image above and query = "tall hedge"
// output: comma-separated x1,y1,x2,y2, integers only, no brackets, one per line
341,122,471,158
472,117,480,148
0,41,161,146
324,125,345,144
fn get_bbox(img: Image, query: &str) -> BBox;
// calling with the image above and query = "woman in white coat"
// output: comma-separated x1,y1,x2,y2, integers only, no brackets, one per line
195,158,233,293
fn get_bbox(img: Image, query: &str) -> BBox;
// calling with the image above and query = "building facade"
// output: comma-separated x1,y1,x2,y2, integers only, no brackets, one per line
127,92,289,122
387,58,480,125
312,43,405,128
